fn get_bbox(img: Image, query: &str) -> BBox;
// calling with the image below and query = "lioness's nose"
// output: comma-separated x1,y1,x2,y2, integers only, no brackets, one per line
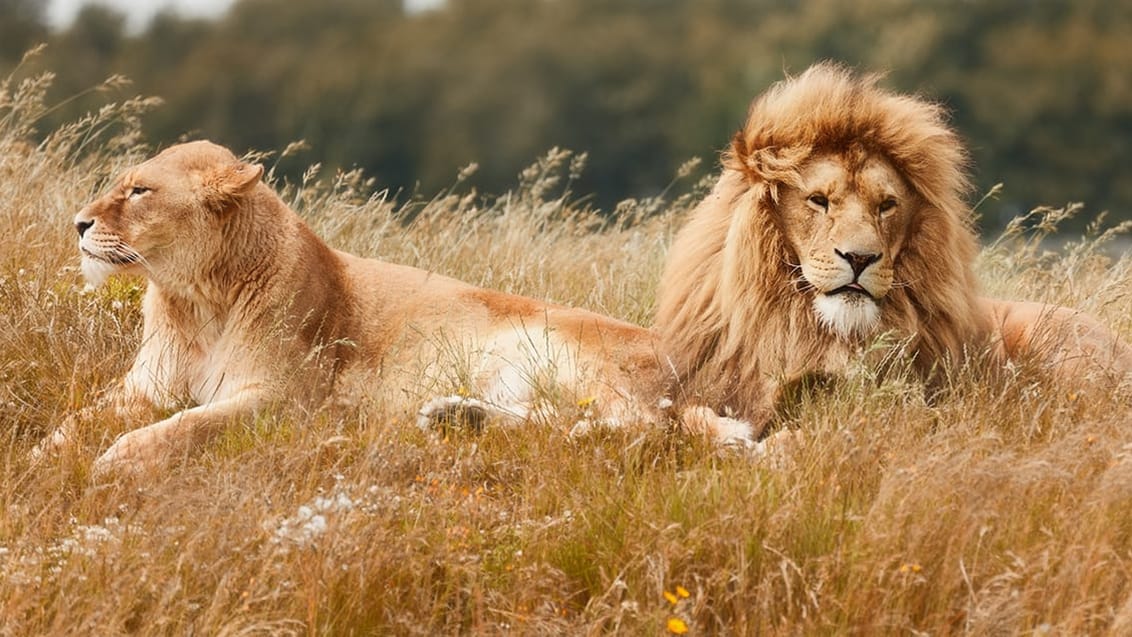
835,249,881,277
75,219,94,238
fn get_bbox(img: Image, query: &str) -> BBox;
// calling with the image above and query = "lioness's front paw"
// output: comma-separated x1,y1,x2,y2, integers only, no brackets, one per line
91,427,164,479
416,395,491,432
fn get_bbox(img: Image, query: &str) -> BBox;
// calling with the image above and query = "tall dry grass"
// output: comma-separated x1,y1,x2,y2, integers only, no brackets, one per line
3,58,1132,635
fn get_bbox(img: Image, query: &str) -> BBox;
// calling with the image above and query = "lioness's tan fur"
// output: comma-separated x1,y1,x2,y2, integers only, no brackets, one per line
656,63,1132,429
61,141,731,476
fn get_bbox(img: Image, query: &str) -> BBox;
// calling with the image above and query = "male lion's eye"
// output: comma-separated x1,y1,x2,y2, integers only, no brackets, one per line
878,198,897,215
807,194,829,210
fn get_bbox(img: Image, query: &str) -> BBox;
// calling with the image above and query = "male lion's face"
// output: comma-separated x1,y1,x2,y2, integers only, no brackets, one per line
776,152,914,339
73,142,261,286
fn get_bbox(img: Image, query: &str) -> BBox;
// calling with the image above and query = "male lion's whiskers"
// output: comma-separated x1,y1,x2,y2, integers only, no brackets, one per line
789,274,813,294
890,275,922,291
782,259,810,291
780,257,802,272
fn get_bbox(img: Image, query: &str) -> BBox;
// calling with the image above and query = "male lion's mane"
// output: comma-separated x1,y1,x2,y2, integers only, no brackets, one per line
656,63,990,418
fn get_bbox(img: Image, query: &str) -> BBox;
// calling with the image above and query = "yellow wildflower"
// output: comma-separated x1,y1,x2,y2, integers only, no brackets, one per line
667,617,689,634
676,585,690,598
577,395,597,408
664,590,678,605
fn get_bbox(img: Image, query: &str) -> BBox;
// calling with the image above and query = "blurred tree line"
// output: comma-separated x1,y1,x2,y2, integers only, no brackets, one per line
3,0,1130,230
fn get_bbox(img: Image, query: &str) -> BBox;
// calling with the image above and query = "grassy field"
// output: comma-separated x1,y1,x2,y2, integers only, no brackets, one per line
4,64,1132,635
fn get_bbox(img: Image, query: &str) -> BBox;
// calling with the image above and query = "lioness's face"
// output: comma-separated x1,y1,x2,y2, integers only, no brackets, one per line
73,142,259,286
777,152,913,339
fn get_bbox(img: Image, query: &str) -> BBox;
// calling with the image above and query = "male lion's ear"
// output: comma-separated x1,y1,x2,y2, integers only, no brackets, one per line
726,133,808,197
204,161,264,211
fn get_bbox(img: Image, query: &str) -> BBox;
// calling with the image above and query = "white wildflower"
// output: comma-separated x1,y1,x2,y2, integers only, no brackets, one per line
272,487,355,548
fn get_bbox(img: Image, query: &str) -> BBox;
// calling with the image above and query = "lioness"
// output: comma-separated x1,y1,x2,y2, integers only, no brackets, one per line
56,141,747,476
656,63,1132,431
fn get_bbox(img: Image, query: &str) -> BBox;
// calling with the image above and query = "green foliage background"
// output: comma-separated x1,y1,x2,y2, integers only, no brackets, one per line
5,0,1131,230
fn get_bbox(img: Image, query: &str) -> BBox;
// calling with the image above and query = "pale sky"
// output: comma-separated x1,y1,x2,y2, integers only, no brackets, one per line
47,0,444,32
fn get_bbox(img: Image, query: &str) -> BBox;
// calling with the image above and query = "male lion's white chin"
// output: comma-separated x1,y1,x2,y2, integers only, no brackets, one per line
813,293,880,340
80,256,117,288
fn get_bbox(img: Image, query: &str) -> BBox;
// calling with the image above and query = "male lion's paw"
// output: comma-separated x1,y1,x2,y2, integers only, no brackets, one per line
712,416,758,448
567,416,627,438
751,429,803,468
680,405,757,447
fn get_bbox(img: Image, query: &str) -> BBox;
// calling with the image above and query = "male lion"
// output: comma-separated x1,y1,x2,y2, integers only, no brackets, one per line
656,63,1132,432
53,141,748,476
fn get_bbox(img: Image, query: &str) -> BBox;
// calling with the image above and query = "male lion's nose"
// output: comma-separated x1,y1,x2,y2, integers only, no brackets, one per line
835,249,881,278
75,219,94,238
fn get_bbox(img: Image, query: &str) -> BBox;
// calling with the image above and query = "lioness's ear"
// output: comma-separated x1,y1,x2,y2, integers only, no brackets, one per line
204,161,264,210
219,161,264,195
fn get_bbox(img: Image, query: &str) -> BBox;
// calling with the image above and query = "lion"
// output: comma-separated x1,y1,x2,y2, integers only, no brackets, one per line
51,141,752,477
655,63,1132,434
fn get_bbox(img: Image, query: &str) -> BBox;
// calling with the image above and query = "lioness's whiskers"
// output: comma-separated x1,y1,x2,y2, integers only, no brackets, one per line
115,242,149,267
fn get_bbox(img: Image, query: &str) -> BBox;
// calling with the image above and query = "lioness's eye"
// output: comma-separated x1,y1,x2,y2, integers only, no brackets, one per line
129,186,150,197
878,198,897,215
807,194,829,210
